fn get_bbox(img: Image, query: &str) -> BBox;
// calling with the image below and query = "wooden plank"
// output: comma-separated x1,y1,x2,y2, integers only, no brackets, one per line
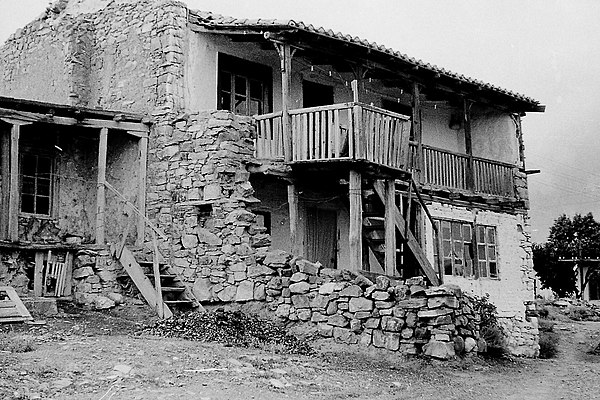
333,109,340,158
152,230,165,319
412,83,423,183
308,112,314,160
320,110,327,159
463,98,475,191
0,300,15,308
327,110,334,158
0,108,149,135
384,179,396,276
288,184,300,255
34,252,44,297
279,43,293,162
373,181,440,286
288,102,354,115
118,246,173,319
1,286,33,321
0,124,9,240
137,136,148,246
64,251,73,296
96,127,108,244
0,307,21,318
349,170,362,271
8,124,19,241
43,251,52,296
302,113,308,160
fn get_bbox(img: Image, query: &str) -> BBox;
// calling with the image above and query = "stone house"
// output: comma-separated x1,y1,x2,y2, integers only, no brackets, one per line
0,0,544,356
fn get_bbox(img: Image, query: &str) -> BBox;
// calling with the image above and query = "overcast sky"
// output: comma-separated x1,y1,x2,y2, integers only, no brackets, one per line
2,0,600,243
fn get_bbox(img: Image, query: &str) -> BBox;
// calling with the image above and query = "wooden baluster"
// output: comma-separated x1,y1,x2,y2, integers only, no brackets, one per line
320,110,327,159
333,109,340,158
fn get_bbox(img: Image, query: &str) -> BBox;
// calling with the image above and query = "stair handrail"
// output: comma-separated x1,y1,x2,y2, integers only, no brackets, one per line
103,181,168,241
409,177,444,284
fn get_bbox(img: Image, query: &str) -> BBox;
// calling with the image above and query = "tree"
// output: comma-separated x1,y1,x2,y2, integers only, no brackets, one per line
533,213,600,298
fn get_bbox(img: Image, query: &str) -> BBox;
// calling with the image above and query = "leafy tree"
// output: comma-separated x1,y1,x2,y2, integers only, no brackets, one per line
533,213,600,298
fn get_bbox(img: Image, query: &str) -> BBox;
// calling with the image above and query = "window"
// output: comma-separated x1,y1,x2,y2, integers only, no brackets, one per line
20,152,54,216
434,220,474,278
218,54,272,116
477,225,498,278
433,219,498,279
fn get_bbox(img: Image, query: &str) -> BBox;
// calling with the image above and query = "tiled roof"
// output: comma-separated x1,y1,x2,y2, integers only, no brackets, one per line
190,10,543,109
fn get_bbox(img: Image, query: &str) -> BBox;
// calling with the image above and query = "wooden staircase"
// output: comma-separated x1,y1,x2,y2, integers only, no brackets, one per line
357,177,441,285
113,244,199,318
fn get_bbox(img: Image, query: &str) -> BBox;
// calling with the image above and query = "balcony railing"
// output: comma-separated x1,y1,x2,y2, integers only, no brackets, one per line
255,102,411,170
409,143,515,197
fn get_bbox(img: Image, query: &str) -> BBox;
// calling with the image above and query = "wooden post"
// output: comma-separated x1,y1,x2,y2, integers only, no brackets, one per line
152,229,165,319
515,113,526,169
0,123,10,240
275,42,294,162
412,83,423,183
8,124,20,241
351,80,363,159
384,179,396,276
96,127,108,244
349,170,363,271
288,183,300,255
136,135,148,246
463,98,475,191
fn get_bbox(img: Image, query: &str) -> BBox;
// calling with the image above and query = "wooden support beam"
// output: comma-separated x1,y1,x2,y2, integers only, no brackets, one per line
412,83,423,183
136,135,148,246
96,127,108,245
287,184,300,255
0,124,10,240
274,42,294,162
463,98,475,191
373,181,440,286
349,170,363,271
8,124,20,241
384,179,396,276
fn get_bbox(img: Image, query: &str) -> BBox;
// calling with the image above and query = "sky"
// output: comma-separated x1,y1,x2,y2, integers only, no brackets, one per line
1,0,599,243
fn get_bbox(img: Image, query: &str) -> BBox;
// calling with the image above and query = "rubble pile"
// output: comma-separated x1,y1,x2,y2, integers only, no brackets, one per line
143,309,313,355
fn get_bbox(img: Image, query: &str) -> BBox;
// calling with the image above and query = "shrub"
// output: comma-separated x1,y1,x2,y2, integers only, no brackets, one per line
472,294,507,357
0,334,35,353
538,330,559,358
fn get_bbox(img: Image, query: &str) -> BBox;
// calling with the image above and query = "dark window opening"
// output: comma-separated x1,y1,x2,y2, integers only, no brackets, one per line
302,80,334,108
218,53,272,116
254,210,272,235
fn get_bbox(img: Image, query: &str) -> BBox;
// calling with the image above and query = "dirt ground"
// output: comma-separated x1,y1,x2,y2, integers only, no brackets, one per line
2,302,600,400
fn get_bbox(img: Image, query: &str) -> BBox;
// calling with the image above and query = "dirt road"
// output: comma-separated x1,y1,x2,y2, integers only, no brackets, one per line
1,305,600,400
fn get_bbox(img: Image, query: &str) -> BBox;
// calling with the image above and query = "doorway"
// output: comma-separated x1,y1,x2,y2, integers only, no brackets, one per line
306,208,338,269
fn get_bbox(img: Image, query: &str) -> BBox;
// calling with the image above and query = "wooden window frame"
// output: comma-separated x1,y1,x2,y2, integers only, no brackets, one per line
433,218,499,280
217,53,272,116
19,145,57,218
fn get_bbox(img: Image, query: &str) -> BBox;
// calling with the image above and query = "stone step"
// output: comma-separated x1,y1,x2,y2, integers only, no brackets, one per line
161,287,186,293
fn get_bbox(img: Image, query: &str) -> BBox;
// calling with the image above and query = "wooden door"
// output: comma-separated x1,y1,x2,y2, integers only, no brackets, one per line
306,208,337,269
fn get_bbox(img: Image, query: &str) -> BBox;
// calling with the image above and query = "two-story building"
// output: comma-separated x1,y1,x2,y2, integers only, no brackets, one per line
0,0,543,355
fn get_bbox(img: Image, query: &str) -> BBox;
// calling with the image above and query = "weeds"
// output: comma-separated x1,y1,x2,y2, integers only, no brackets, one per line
0,333,35,353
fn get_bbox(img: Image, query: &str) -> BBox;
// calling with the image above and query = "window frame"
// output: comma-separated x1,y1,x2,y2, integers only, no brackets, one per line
433,218,499,280
19,145,57,218
217,53,273,116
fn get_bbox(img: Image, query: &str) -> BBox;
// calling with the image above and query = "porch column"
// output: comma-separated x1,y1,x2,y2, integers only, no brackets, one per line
287,183,300,255
274,41,294,162
349,170,363,271
96,127,108,244
5,123,21,241
136,135,148,246
384,179,396,276
412,83,423,183
463,98,475,191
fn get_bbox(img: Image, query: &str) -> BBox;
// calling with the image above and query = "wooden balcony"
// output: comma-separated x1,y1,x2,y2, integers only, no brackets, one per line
409,143,516,197
254,102,411,172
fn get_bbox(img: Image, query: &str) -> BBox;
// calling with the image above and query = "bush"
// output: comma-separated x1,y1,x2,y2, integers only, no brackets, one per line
472,294,508,357
0,334,35,353
539,330,559,358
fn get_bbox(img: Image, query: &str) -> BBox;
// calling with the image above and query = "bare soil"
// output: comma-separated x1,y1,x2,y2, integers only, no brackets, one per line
1,302,600,400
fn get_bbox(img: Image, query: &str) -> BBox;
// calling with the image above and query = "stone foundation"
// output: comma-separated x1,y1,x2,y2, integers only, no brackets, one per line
498,315,539,357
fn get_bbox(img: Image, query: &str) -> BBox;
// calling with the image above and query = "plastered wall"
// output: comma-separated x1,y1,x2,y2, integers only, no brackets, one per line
423,202,535,317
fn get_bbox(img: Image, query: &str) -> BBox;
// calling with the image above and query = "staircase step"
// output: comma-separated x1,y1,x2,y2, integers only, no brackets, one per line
138,261,168,267
163,300,195,305
161,287,186,293
363,216,385,227
365,230,385,241
145,274,176,279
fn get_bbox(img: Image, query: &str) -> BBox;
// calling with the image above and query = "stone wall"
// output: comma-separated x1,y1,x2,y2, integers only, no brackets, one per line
71,248,124,309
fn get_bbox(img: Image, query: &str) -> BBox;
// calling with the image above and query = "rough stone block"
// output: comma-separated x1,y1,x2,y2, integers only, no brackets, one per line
375,301,393,309
349,297,373,313
217,285,237,302
310,294,329,309
296,259,320,276
385,332,400,351
73,267,94,279
354,311,371,319
196,228,222,245
371,290,390,301
263,250,290,266
428,296,459,309
253,283,266,301
372,329,385,348
276,304,291,318
396,298,427,309
289,282,310,294
418,307,453,319
365,317,380,329
318,323,333,337
326,301,338,315
311,312,327,323
454,336,465,354
247,265,275,278
290,272,308,282
339,284,362,297
328,314,348,327
319,282,337,295
423,341,456,360
297,308,312,321
350,319,362,333
385,317,404,332
401,327,414,339
181,234,199,249
375,275,391,291
333,327,355,343
291,294,310,308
